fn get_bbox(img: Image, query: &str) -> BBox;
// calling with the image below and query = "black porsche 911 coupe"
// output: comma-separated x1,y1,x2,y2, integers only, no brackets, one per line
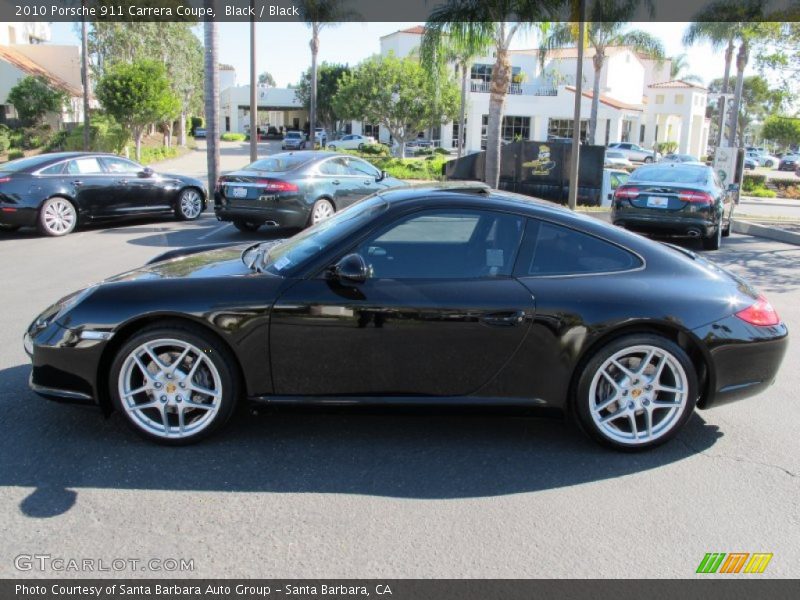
0,152,207,236
24,184,787,450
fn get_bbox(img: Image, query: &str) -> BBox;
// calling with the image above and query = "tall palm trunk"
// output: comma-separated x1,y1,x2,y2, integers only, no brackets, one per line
81,12,90,151
309,24,319,148
485,45,511,188
458,60,468,158
589,52,603,145
716,38,734,146
204,15,220,196
729,40,748,148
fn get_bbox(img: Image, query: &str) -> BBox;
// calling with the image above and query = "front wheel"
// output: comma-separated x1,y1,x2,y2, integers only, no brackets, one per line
574,335,697,451
233,220,261,232
175,188,204,220
327,144,337,150
109,323,239,445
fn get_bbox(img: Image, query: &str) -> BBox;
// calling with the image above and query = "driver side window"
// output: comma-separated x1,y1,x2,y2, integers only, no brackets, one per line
356,209,524,279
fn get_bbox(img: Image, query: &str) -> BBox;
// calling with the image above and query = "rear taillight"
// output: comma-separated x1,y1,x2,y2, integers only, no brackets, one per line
614,186,640,200
0,177,10,184
678,190,714,204
735,295,780,326
257,179,299,192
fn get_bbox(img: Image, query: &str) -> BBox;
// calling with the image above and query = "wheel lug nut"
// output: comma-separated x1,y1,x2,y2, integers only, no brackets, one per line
628,402,635,410
154,382,162,389
176,396,182,402
160,396,167,402
166,374,172,380
179,382,185,388
643,399,650,406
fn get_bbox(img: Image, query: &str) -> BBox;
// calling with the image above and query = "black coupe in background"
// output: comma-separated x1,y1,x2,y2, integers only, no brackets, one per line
25,185,787,450
0,152,207,236
214,151,406,232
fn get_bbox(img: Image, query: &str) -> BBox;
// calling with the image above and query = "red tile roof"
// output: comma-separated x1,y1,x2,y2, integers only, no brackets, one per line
564,86,643,111
649,79,708,90
0,46,82,97
399,26,426,35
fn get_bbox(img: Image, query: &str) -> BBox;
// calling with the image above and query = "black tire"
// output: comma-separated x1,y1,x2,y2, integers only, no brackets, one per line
573,334,698,451
233,220,261,232
643,156,653,163
702,224,722,250
109,322,239,445
358,143,365,151
38,196,77,236
175,188,204,221
722,212,732,237
764,160,774,168
327,144,337,150
0,224,21,232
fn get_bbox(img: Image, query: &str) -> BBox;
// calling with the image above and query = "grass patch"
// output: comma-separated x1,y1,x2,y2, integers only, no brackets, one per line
332,147,448,180
222,132,246,142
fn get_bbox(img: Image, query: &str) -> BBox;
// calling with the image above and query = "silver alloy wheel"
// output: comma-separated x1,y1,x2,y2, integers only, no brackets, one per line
179,189,203,219
311,200,334,224
588,344,689,445
118,338,223,439
42,198,76,235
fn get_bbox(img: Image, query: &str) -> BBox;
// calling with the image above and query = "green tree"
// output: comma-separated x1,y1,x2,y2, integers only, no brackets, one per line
423,0,558,187
258,72,276,87
294,63,351,134
761,116,800,149
708,75,785,146
540,8,664,146
95,60,180,160
7,76,67,127
297,1,358,146
669,54,702,84
333,54,459,158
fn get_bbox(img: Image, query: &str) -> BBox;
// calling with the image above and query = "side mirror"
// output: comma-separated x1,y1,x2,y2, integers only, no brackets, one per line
139,167,154,178
727,183,739,192
376,170,388,182
329,253,370,284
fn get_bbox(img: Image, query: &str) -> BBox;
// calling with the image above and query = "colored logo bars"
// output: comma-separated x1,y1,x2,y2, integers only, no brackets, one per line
696,553,773,574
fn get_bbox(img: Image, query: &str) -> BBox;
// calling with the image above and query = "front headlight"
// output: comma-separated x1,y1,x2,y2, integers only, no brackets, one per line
31,286,96,332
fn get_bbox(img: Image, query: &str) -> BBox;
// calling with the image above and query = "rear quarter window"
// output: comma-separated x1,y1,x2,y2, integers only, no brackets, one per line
516,220,642,277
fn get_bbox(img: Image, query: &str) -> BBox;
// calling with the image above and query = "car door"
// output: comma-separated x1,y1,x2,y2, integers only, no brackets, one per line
100,156,166,214
317,157,359,209
64,156,119,217
345,157,386,196
269,208,535,397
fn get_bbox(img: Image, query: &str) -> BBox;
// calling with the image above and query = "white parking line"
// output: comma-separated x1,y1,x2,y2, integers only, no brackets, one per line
197,222,232,240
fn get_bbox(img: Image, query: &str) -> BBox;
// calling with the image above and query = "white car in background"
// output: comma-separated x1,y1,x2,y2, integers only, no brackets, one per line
748,151,779,168
607,142,661,163
604,150,633,168
326,134,376,151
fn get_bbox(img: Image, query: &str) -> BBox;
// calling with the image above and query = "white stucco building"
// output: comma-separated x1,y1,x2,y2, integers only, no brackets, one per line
352,26,710,157
219,85,307,134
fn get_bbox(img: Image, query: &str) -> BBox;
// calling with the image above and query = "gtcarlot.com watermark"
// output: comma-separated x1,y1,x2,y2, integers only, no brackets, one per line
14,553,195,573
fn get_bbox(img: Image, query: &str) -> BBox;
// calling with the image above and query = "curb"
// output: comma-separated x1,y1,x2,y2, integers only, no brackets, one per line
733,220,800,246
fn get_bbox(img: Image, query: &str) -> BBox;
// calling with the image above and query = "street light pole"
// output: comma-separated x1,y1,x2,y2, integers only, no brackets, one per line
249,6,258,163
567,0,586,211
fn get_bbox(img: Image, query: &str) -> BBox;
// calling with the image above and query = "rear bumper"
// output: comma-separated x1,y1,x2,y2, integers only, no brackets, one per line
692,315,789,409
0,205,38,227
214,204,309,228
613,213,716,237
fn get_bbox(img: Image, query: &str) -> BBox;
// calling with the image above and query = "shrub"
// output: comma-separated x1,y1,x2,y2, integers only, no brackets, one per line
358,143,390,156
44,129,69,151
63,114,129,154
136,145,179,165
434,147,450,155
742,174,767,192
7,150,24,160
656,141,678,154
773,183,800,199
221,132,246,141
747,188,777,198
0,125,9,154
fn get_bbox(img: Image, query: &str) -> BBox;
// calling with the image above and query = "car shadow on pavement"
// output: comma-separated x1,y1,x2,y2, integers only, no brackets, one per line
0,363,723,518
713,234,800,294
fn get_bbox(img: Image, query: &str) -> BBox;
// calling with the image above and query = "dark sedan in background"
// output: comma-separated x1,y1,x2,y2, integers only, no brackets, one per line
778,154,798,171
25,185,787,450
0,152,207,236
611,163,735,251
214,151,406,232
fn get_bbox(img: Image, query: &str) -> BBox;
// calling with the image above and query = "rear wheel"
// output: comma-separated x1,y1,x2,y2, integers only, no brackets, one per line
175,188,204,220
308,198,335,226
644,156,653,163
574,334,697,451
233,220,261,232
327,144,337,150
38,197,77,236
702,223,722,250
109,323,239,445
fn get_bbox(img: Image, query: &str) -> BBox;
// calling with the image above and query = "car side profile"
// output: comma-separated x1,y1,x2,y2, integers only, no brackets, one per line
214,151,405,231
326,134,376,151
607,143,661,163
0,152,207,236
25,185,787,450
611,163,734,250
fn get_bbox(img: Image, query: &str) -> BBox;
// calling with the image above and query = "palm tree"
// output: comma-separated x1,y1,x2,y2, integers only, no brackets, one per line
203,7,220,196
424,0,559,188
421,27,493,158
540,21,664,146
669,54,702,84
683,21,737,146
297,1,357,148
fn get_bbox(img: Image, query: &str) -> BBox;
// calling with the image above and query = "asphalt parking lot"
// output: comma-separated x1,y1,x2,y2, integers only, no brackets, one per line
0,213,798,579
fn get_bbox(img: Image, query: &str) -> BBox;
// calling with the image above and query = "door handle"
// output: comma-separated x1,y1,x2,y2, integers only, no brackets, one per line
331,180,340,185
116,179,129,185
363,179,372,185
72,180,83,187
480,311,526,327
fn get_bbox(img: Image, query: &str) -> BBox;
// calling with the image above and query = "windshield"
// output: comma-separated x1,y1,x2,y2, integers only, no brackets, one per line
629,166,708,184
248,195,389,275
285,132,302,139
247,155,310,172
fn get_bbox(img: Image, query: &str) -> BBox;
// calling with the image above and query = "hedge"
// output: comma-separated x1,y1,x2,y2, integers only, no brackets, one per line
221,132,246,141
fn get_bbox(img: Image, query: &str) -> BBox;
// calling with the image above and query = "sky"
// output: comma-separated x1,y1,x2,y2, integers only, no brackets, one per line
50,21,756,89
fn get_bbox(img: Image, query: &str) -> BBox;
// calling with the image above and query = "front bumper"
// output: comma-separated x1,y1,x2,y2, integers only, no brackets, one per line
692,315,789,409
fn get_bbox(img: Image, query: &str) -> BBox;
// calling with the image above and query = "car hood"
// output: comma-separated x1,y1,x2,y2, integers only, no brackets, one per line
105,243,274,282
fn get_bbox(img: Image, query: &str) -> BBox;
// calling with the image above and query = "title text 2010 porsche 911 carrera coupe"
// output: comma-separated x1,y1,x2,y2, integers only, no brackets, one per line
24,185,788,450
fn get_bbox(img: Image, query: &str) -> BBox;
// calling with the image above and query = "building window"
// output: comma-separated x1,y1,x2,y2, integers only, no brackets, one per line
621,120,633,143
364,123,379,138
605,119,611,145
655,94,665,105
344,122,352,135
639,124,645,143
547,118,588,142
675,94,684,105
452,117,467,148
481,115,531,149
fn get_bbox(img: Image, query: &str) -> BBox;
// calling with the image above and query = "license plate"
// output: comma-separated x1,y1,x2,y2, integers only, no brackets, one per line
230,187,247,198
646,196,668,208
